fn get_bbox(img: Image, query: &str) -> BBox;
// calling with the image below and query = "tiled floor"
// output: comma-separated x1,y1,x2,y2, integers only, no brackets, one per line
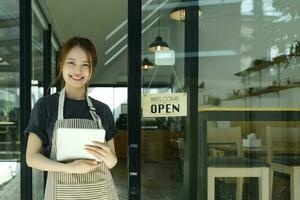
0,161,20,200
0,171,20,200
0,159,184,200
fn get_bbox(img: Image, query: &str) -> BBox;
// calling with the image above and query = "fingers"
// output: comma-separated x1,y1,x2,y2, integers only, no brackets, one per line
91,141,109,150
85,145,107,154
85,148,107,162
85,145,108,156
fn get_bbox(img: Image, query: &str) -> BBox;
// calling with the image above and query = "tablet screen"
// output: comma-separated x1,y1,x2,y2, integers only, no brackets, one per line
56,128,106,161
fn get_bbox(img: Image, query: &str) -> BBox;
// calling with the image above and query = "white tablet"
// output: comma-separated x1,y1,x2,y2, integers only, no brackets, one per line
56,128,106,162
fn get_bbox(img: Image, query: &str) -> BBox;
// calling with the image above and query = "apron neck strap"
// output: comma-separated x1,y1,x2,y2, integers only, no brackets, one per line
57,88,103,129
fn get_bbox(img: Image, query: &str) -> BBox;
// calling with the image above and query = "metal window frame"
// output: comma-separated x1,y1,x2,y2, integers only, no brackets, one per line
183,3,199,199
20,0,32,199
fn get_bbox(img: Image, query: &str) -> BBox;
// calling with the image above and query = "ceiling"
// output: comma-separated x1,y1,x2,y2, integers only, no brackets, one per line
41,0,245,85
43,0,174,85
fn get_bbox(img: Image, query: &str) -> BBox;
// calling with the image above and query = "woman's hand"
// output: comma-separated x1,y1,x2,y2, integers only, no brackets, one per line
85,141,117,169
66,159,98,173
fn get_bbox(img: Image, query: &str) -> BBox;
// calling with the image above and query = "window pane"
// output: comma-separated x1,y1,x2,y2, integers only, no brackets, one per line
31,10,44,200
200,1,300,109
0,1,20,199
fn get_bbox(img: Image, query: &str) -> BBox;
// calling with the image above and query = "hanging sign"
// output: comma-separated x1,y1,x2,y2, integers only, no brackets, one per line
142,93,187,117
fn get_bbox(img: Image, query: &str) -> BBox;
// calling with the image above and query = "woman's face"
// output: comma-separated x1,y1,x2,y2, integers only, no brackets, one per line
62,46,91,89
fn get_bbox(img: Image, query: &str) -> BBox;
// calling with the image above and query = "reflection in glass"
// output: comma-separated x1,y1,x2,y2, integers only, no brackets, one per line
208,121,300,200
0,0,20,199
205,0,300,109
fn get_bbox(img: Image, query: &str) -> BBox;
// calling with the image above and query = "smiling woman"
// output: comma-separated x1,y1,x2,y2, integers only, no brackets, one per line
25,37,119,200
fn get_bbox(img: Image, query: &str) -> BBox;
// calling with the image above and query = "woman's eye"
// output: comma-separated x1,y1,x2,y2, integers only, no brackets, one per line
66,61,75,65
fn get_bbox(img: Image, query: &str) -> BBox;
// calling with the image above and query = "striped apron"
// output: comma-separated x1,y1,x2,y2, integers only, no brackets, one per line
44,88,118,200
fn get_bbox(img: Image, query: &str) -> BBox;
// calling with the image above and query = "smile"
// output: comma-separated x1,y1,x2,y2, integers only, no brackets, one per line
69,75,84,81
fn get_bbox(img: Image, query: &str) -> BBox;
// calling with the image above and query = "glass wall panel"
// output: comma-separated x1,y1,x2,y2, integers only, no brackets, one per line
32,11,44,102
141,0,185,198
197,0,300,109
88,87,128,120
0,1,20,199
31,10,44,200
198,1,300,198
205,119,300,200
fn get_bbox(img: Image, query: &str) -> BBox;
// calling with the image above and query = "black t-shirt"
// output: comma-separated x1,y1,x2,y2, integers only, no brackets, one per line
24,93,118,158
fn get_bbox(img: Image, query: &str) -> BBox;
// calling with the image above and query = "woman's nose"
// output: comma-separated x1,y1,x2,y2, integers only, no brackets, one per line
73,65,83,73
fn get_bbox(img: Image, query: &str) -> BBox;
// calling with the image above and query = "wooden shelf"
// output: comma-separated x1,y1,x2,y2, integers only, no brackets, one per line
234,53,300,77
198,107,300,112
224,83,300,101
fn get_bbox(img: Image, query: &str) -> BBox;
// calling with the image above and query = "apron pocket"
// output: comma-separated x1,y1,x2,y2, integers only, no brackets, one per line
56,180,109,200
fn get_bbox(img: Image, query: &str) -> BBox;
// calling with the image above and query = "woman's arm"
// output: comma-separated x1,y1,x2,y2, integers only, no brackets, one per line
26,132,98,173
85,138,118,169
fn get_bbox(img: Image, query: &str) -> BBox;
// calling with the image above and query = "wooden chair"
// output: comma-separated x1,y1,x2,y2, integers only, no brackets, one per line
266,126,300,200
207,127,269,200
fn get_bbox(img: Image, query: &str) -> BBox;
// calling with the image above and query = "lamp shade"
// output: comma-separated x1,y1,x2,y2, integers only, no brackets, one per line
169,6,201,22
141,57,154,70
148,36,170,52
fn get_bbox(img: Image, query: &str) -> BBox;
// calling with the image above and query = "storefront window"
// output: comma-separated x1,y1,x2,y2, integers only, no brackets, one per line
204,118,300,200
0,1,20,199
140,0,185,198
199,1,300,199
201,0,300,109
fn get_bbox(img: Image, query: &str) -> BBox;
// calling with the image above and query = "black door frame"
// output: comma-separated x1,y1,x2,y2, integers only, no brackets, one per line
20,0,32,199
20,0,53,199
127,0,142,199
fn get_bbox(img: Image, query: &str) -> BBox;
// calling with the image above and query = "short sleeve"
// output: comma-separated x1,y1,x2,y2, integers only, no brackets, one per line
24,98,48,145
102,105,118,141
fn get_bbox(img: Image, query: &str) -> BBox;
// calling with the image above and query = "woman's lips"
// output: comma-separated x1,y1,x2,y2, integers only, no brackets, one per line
69,75,84,81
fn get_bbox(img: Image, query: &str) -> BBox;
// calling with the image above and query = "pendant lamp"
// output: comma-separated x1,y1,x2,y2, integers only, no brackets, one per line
141,57,154,70
169,1,201,22
148,36,169,52
148,0,170,52
142,7,154,70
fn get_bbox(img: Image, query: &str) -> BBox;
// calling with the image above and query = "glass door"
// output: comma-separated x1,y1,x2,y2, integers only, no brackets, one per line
31,3,46,199
139,0,198,199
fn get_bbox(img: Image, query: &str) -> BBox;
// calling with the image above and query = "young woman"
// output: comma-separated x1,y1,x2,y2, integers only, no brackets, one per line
25,37,118,199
